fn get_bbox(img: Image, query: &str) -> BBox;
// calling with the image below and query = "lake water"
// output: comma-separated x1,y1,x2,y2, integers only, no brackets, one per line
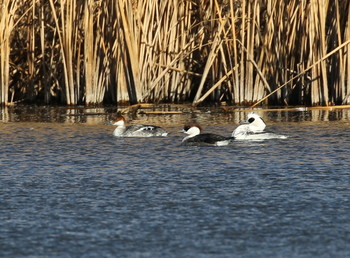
1,106,350,257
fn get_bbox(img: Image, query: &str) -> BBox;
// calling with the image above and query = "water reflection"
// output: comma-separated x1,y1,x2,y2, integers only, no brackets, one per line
0,106,114,123
1,105,350,125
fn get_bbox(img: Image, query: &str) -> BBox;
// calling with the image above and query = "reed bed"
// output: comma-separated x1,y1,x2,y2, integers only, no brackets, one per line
0,0,349,106
0,0,17,104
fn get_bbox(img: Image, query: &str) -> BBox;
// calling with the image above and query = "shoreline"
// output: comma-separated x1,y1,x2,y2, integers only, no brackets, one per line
1,104,350,124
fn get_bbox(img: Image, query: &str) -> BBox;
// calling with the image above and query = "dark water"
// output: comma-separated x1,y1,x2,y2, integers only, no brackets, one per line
1,107,350,257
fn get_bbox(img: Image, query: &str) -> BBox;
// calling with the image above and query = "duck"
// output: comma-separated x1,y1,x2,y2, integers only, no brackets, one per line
181,124,234,146
232,112,288,140
109,115,169,137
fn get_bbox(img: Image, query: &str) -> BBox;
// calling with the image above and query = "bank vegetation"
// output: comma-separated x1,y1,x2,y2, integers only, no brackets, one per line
0,0,349,106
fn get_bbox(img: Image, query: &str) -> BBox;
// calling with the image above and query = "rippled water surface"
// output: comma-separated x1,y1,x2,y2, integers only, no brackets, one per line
1,107,350,257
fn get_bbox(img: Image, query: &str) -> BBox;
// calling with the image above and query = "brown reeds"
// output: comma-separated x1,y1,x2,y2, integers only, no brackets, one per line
0,0,18,105
0,0,349,106
48,0,84,105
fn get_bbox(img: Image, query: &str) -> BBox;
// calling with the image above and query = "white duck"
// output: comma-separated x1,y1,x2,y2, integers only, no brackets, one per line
232,113,287,140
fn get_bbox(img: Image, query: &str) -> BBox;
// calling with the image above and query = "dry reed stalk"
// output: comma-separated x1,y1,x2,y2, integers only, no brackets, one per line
48,0,83,105
229,0,240,104
0,0,18,105
116,0,196,103
117,0,141,103
250,38,350,108
191,0,235,104
193,67,235,106
176,0,195,101
83,0,95,104
309,0,329,105
143,0,193,102
39,0,50,103
244,0,253,102
221,0,267,105
25,1,36,101
83,0,111,105
1,0,350,106
193,22,225,103
111,3,129,104
343,1,350,103
245,0,349,106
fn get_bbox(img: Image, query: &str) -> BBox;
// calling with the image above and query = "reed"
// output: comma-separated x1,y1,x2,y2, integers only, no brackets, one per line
0,0,18,105
84,0,110,105
0,0,349,106
117,0,196,103
48,0,84,105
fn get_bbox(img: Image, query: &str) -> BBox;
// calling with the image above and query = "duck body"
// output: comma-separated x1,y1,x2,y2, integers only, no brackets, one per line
182,133,234,146
110,116,168,137
181,124,234,146
233,131,288,140
232,113,287,140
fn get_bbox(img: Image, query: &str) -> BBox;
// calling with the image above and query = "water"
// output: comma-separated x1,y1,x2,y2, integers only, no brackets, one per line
1,106,350,257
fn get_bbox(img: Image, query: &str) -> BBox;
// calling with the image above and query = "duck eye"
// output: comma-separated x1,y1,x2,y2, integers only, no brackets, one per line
248,117,255,123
